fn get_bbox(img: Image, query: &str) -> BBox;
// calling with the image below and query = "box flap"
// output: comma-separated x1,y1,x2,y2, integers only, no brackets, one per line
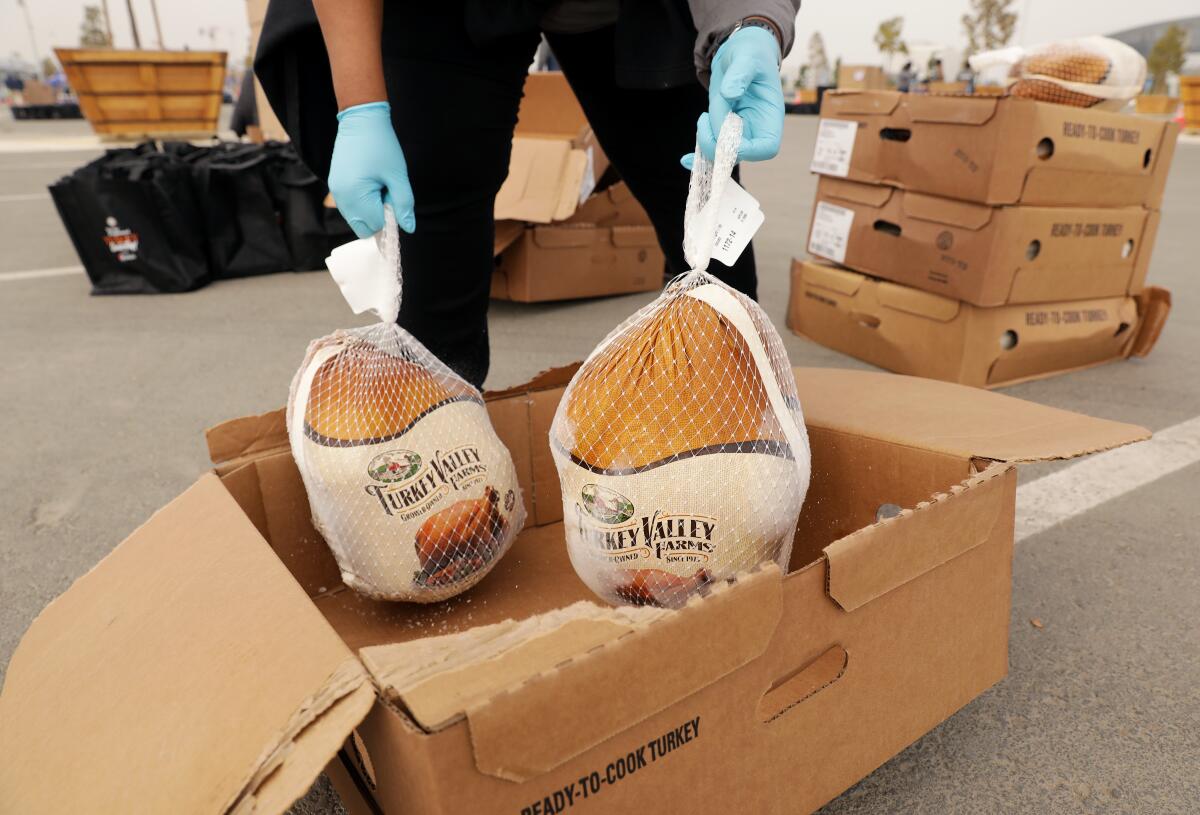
821,90,901,116
207,407,289,474
793,367,1149,463
800,261,865,297
610,224,659,247
1131,286,1172,358
0,474,374,815
565,181,651,227
904,93,1000,125
359,601,670,732
463,565,783,782
531,224,597,249
483,363,581,401
494,220,525,257
901,191,994,230
876,281,961,322
817,176,895,208
514,72,589,139
824,464,1008,612
495,137,578,224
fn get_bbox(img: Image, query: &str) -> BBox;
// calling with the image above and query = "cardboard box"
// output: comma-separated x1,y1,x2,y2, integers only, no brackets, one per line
494,72,608,225
808,176,1161,306
788,259,1171,388
814,90,1180,208
491,224,662,302
1,365,1148,814
492,182,663,302
837,65,888,91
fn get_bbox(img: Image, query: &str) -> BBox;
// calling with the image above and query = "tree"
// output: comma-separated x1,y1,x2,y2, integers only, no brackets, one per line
79,5,112,48
961,0,1017,56
874,17,907,71
1146,24,1187,95
807,31,830,88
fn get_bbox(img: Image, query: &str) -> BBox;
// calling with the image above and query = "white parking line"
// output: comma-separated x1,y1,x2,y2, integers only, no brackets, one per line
1016,415,1200,541
0,192,50,203
0,265,84,282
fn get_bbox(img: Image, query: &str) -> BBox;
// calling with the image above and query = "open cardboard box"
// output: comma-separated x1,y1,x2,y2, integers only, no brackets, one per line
494,72,607,226
808,176,1161,306
1,366,1149,814
788,259,1171,388
490,75,663,302
815,90,1180,208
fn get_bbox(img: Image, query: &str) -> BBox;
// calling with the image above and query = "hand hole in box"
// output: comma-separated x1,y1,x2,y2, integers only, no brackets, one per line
758,644,849,724
1143,148,1153,169
1122,239,1134,259
1114,322,1131,337
872,219,902,237
1036,138,1055,160
1026,239,1041,261
879,127,912,142
1000,330,1019,350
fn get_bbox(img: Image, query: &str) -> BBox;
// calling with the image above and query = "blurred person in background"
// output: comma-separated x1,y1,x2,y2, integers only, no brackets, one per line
897,61,915,92
256,1,800,387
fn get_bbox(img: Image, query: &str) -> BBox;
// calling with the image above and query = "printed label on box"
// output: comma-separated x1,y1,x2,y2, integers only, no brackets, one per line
808,202,855,263
711,179,765,266
810,119,858,177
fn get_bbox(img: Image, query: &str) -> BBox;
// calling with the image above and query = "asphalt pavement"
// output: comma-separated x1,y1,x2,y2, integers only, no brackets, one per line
0,110,1197,814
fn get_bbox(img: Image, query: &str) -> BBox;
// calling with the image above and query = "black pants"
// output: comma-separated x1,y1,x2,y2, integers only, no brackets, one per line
382,5,756,387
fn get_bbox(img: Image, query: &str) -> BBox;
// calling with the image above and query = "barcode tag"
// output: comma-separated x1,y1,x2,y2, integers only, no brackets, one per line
710,179,764,266
808,201,855,263
810,119,858,177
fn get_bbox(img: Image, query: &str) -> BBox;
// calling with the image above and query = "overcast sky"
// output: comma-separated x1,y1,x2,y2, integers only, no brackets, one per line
2,0,1196,71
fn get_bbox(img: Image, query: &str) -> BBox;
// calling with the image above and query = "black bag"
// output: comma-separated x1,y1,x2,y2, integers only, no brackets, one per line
259,141,353,271
49,146,211,294
187,142,294,279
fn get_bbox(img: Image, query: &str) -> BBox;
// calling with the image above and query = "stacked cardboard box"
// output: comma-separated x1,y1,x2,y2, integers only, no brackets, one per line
789,89,1179,388
491,73,663,302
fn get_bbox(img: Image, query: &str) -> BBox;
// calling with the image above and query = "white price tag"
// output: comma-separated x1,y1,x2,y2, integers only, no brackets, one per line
808,201,855,263
810,119,858,177
710,179,765,267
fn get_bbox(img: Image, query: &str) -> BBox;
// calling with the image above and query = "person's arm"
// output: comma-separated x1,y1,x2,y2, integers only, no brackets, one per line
312,0,415,237
681,1,802,166
688,1,801,85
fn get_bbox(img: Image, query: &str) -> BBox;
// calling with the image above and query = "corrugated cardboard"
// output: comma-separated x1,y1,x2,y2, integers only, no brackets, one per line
837,65,888,91
492,182,663,303
1,364,1149,814
491,224,662,302
494,72,608,224
816,90,1181,208
809,176,1161,305
787,259,1171,388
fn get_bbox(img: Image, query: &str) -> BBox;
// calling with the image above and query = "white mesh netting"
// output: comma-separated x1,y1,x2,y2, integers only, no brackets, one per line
970,37,1146,109
549,114,812,608
287,208,525,602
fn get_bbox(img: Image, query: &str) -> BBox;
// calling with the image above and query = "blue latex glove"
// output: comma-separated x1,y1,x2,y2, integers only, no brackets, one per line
328,101,415,238
681,26,785,169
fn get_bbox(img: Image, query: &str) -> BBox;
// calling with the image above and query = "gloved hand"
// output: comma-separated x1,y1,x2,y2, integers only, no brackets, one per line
681,25,785,169
328,101,416,238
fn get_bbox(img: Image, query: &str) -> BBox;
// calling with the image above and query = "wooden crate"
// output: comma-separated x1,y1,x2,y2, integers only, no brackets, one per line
55,48,226,137
1181,76,1200,134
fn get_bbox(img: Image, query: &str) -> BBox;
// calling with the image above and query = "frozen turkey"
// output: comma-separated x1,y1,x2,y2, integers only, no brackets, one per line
550,272,811,608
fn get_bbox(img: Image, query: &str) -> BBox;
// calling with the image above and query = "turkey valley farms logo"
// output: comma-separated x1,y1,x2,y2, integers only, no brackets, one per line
577,484,716,565
365,446,487,521
102,216,139,262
